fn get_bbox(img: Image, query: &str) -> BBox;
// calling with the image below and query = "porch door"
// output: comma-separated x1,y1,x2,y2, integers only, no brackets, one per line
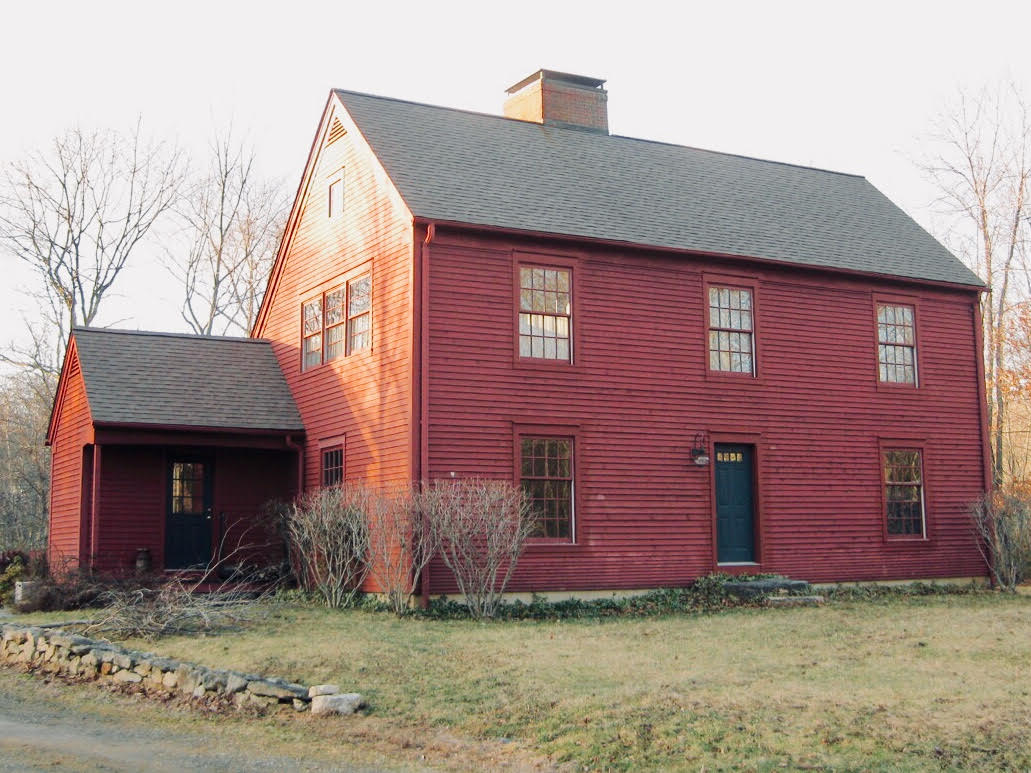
715,444,756,563
166,459,213,569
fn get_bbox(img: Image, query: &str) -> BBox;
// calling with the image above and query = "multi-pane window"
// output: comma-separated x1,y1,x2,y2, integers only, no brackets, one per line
321,446,344,487
347,274,372,354
519,266,572,361
520,437,574,539
324,287,346,360
708,286,754,374
301,272,371,370
170,462,206,515
883,449,924,537
302,299,323,370
877,304,917,384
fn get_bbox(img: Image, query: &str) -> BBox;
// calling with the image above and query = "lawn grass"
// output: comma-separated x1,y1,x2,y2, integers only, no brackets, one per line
105,592,1031,771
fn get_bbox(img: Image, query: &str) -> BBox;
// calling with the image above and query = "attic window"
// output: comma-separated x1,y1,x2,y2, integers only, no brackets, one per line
328,171,344,218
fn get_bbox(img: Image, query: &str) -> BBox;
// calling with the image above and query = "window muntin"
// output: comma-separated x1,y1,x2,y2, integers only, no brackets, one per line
708,286,754,374
321,446,343,487
170,462,206,515
877,304,917,384
347,274,371,354
520,437,574,539
302,299,323,370
518,266,571,361
883,449,924,537
301,272,371,371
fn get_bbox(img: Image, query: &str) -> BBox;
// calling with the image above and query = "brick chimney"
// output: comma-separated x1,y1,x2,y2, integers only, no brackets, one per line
503,70,608,133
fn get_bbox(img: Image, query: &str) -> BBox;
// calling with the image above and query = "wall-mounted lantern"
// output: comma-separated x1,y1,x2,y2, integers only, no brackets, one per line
690,431,710,466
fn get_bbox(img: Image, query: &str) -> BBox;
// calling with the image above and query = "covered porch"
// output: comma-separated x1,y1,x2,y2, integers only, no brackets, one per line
82,428,299,574
47,328,306,576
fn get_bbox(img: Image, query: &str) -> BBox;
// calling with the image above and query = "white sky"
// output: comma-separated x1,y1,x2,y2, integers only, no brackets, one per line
1,0,1029,351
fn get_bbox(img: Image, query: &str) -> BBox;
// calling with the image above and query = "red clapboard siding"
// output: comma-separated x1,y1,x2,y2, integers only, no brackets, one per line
93,445,164,572
47,343,93,569
256,101,414,489
424,232,988,592
91,446,293,573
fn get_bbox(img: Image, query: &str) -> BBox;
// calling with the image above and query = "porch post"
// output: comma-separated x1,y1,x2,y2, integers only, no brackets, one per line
89,444,102,572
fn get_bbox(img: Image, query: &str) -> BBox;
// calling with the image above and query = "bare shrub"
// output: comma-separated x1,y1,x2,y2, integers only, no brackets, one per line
971,488,1031,591
365,484,436,616
420,478,538,619
281,484,371,608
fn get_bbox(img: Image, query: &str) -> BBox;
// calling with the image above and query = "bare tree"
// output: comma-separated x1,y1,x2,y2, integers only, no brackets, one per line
365,484,437,615
921,84,1031,486
167,128,287,336
0,122,185,377
420,478,538,619
0,371,52,551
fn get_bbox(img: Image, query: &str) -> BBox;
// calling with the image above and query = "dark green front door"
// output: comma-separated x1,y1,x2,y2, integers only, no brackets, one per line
715,444,755,563
165,459,213,569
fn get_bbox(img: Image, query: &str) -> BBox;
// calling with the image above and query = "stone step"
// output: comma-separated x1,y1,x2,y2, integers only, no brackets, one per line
724,578,811,599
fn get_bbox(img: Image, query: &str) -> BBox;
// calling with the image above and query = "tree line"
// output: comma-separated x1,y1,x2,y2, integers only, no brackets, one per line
0,122,290,549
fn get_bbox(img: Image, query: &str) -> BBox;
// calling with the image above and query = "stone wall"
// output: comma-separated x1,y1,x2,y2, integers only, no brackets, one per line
0,622,361,716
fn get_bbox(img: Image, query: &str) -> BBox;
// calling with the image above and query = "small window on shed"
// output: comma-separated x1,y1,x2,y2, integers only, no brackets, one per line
321,446,344,487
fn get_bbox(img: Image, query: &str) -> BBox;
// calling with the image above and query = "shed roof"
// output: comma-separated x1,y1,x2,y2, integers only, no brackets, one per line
72,328,304,432
335,89,982,288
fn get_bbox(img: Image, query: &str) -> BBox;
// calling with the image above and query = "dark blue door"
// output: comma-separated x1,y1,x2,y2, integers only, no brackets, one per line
715,444,755,563
166,459,213,569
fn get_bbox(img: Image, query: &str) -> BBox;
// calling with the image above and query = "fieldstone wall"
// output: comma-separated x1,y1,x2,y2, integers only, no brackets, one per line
0,622,361,715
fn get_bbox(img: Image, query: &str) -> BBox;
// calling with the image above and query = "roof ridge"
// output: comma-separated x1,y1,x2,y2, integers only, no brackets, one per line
332,88,866,180
73,327,270,344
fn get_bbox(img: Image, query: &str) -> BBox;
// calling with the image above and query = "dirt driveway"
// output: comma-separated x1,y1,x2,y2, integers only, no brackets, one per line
0,668,406,772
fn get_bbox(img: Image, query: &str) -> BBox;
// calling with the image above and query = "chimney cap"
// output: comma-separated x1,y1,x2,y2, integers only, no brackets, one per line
505,69,606,95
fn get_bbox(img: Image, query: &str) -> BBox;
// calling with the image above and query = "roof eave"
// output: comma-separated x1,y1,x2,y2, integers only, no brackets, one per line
413,216,987,293
90,420,305,438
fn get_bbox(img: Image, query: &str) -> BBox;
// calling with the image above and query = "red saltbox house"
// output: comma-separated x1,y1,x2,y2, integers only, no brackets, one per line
47,70,991,591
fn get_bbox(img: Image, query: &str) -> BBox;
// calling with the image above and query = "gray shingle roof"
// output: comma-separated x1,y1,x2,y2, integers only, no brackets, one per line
73,328,304,432
336,90,982,288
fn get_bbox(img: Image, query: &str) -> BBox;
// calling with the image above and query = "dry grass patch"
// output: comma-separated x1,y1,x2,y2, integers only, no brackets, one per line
114,594,1031,771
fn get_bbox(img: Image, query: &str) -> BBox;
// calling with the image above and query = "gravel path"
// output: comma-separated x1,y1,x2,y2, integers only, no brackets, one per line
0,669,392,772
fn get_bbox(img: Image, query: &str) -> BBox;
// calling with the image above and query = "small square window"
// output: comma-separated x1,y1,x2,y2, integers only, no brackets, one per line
321,446,344,487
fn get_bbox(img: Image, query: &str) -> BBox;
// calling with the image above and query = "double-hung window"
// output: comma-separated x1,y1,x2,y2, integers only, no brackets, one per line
708,285,755,375
520,436,574,540
876,303,917,385
883,448,925,537
301,272,371,371
518,265,572,362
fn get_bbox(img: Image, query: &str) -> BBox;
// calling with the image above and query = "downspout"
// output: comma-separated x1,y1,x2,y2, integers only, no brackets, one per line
418,222,435,606
973,295,992,495
973,294,994,585
285,435,305,497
